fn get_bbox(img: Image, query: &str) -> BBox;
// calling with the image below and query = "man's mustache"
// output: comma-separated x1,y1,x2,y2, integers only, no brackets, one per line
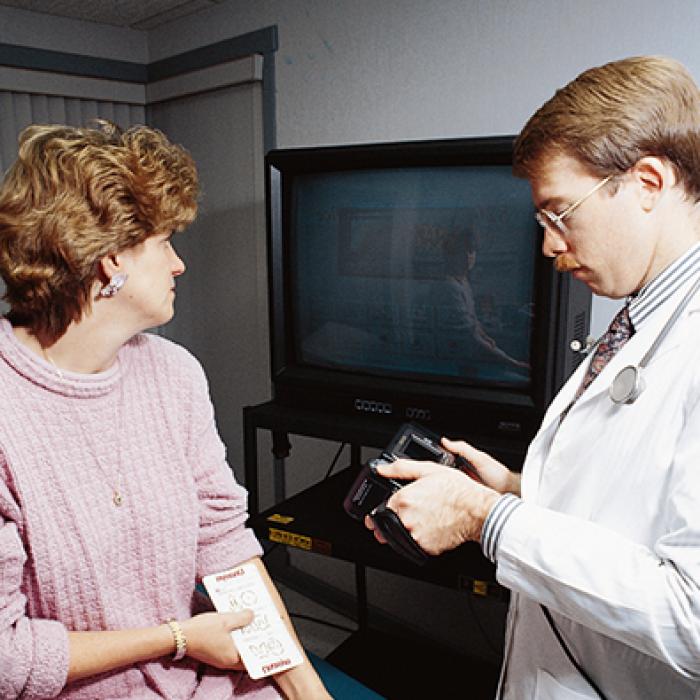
555,253,581,272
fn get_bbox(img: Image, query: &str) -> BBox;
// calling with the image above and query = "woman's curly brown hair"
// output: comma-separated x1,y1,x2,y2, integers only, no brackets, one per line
0,120,199,341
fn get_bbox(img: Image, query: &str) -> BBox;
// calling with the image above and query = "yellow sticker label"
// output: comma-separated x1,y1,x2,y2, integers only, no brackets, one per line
267,514,295,524
472,580,489,597
268,528,312,551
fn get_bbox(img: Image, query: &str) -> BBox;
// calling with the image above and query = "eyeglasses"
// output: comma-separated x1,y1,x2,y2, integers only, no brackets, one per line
535,174,614,236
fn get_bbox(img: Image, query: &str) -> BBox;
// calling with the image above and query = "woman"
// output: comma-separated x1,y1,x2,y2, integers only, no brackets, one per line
437,228,528,371
0,122,331,699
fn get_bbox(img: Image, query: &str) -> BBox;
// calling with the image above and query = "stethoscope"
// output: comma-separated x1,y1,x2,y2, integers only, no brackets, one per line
572,275,700,405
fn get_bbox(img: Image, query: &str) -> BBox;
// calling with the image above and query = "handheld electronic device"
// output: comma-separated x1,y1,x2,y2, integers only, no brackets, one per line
343,422,478,565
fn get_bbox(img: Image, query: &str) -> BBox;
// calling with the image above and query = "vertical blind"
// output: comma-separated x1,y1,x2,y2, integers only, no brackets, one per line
0,90,145,310
0,90,145,172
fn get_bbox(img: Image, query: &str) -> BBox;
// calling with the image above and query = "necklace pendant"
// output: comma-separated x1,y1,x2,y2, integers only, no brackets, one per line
113,491,124,507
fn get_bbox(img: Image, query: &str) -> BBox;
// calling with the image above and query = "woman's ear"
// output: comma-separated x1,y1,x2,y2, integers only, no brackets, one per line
96,253,129,299
98,252,122,281
630,156,675,212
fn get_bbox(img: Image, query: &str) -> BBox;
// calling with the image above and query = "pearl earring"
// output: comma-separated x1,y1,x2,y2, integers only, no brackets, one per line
100,273,128,298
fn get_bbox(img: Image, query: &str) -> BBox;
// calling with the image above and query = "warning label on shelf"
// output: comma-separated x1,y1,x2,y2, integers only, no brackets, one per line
267,528,332,556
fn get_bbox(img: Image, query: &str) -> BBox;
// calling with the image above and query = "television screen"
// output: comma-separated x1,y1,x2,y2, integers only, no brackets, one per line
267,137,591,449
291,166,535,389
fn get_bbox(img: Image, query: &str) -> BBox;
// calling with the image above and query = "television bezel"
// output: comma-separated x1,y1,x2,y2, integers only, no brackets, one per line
265,136,591,457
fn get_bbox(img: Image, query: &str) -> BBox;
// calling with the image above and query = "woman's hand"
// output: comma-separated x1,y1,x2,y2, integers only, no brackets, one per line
442,437,521,496
67,610,255,683
179,610,254,670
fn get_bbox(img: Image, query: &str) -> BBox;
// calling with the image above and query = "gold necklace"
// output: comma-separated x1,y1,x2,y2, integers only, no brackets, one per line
44,347,125,507
42,346,64,379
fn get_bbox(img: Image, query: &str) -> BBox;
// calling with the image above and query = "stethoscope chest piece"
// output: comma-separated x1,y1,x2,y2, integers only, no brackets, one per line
609,365,645,404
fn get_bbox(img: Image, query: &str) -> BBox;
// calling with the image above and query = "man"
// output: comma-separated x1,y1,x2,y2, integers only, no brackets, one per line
367,55,700,699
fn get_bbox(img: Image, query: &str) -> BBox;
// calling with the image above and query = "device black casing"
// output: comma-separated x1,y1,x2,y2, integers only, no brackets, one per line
343,422,476,565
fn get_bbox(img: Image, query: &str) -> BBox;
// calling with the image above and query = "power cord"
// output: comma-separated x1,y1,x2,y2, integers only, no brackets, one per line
324,442,347,479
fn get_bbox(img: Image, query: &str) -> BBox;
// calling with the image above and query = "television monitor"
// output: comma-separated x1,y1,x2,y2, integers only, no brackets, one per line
266,137,591,465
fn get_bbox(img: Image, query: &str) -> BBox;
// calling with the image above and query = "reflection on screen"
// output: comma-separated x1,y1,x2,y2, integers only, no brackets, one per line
291,166,537,389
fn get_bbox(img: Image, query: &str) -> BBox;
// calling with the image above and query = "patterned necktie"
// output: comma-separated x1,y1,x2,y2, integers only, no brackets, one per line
575,304,634,399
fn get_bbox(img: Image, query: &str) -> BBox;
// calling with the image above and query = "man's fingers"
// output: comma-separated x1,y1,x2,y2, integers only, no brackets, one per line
373,457,441,480
442,437,478,460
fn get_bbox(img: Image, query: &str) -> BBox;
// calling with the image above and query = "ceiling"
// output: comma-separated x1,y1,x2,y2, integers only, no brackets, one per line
0,0,229,30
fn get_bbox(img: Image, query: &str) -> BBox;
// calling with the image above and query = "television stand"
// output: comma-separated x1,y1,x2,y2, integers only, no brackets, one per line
251,458,500,585
243,401,513,697
243,399,509,593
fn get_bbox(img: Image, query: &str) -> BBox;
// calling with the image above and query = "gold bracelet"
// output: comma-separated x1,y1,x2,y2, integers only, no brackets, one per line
166,619,187,661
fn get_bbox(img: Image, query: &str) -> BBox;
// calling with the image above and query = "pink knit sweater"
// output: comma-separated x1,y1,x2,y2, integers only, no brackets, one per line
0,319,281,699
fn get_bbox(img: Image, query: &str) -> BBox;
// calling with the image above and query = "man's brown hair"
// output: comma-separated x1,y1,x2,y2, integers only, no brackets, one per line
513,56,700,200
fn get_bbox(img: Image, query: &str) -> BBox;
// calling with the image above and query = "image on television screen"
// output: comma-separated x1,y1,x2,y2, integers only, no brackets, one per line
291,165,537,389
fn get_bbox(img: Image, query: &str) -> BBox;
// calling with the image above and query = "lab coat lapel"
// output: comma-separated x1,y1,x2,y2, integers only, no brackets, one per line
522,363,586,500
536,358,587,435
523,288,700,504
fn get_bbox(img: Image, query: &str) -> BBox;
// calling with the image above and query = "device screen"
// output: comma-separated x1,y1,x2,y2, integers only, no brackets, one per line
403,438,440,462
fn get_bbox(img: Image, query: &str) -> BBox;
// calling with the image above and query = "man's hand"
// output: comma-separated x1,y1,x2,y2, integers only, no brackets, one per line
442,438,521,496
365,459,500,555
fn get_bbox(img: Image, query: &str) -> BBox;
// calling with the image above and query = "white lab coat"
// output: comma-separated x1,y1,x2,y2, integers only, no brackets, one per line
496,278,700,699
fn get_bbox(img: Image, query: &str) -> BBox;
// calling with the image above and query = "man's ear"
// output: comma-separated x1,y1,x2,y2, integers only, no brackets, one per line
630,156,675,212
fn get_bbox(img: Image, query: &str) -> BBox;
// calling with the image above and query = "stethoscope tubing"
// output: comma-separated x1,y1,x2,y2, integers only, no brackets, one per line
610,274,700,404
